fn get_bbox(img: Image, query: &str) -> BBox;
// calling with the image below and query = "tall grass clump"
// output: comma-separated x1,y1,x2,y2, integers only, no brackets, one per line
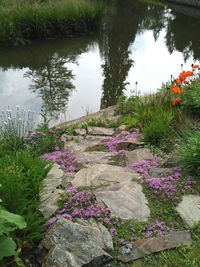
177,126,200,178
0,0,105,46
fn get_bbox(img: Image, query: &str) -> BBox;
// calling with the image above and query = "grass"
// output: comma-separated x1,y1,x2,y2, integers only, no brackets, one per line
0,0,105,46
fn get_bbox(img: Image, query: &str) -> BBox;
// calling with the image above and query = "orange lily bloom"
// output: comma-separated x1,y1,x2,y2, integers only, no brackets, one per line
170,85,181,94
192,64,199,69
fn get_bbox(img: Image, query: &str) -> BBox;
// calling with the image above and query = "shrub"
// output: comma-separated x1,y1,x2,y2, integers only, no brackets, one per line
177,130,200,178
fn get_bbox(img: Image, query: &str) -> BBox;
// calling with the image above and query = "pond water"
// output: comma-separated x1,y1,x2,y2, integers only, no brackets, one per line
0,0,200,125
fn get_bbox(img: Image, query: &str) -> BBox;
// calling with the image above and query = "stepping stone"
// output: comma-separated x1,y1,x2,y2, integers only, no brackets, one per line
87,127,115,136
176,195,200,228
72,164,140,188
42,218,113,267
118,231,192,262
65,136,111,154
74,128,87,136
95,181,150,221
125,148,154,164
116,138,144,151
74,151,120,166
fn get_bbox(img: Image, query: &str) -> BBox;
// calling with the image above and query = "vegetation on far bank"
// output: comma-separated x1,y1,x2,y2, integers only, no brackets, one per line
0,0,105,46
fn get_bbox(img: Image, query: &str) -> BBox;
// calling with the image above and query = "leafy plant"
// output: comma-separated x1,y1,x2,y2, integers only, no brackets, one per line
0,205,26,261
0,151,49,246
0,185,26,262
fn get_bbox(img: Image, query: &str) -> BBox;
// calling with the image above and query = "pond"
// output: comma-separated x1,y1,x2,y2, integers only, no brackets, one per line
0,0,200,125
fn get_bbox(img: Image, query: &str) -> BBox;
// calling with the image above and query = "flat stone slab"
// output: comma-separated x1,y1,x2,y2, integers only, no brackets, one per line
39,164,64,218
42,218,113,267
72,164,140,188
125,148,154,165
118,231,192,262
176,195,200,228
74,151,121,167
116,138,144,151
87,127,115,136
148,167,173,177
74,128,87,136
96,181,150,221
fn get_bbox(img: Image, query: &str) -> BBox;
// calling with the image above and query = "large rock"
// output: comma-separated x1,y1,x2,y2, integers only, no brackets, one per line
87,127,115,136
74,151,121,167
72,164,140,188
125,148,154,164
118,231,192,262
95,181,150,221
42,218,113,267
176,195,200,228
72,164,149,221
39,164,64,218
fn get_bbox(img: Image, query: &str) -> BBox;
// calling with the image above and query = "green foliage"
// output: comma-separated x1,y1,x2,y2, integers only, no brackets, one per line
177,129,200,178
0,205,26,261
0,150,50,246
115,95,141,115
181,81,200,114
143,110,174,147
25,130,63,155
0,0,105,46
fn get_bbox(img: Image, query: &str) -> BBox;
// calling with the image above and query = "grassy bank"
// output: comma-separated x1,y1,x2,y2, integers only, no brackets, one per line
0,0,105,46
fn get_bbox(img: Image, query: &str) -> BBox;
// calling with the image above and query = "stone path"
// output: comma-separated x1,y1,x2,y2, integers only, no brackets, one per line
39,123,199,266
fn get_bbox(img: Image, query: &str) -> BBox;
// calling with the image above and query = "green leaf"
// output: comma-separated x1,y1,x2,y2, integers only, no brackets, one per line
0,208,26,235
0,235,16,260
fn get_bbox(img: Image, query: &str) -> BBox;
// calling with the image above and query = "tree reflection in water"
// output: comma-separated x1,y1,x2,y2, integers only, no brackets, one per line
25,53,75,120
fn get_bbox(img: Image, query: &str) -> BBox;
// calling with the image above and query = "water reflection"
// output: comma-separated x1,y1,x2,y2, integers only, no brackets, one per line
100,0,147,108
25,53,75,119
0,0,200,122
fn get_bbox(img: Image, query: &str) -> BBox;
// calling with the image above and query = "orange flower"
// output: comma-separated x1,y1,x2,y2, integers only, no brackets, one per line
170,85,181,94
192,64,199,69
176,78,181,84
172,98,181,105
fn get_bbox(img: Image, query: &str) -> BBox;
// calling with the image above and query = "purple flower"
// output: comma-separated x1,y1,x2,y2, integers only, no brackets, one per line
43,150,76,173
67,187,78,194
110,227,117,236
